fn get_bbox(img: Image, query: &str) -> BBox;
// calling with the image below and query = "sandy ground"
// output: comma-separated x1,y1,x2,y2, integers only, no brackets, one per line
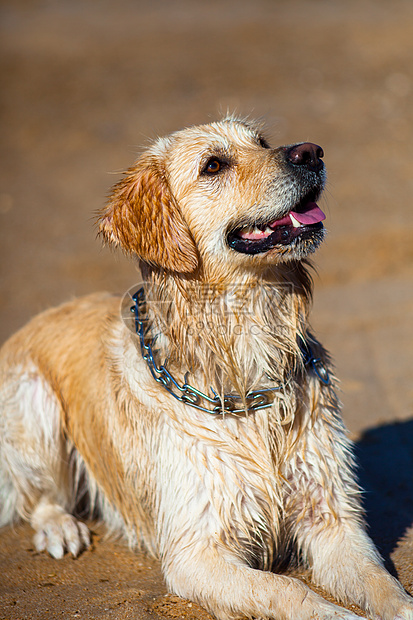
1,0,413,618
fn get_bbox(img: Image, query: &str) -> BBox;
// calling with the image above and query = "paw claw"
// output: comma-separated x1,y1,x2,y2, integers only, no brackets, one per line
78,521,92,549
33,530,47,553
47,541,65,559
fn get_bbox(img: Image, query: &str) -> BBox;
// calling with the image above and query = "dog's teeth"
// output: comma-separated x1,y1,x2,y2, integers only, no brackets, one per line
289,214,301,228
239,226,272,241
248,227,263,236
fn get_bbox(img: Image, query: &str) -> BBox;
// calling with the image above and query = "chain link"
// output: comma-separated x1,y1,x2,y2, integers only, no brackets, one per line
131,287,329,416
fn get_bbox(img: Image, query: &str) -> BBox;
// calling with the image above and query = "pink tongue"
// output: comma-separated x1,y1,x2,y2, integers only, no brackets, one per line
291,203,326,225
270,202,325,228
239,203,326,241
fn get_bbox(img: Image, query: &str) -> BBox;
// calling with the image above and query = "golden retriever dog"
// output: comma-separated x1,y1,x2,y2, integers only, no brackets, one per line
0,117,412,620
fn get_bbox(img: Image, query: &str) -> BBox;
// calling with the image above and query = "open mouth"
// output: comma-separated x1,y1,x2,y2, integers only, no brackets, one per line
227,201,326,255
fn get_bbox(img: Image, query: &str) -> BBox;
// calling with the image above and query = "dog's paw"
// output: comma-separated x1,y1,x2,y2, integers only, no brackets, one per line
370,596,413,620
294,589,367,620
318,606,366,620
382,593,413,620
308,599,367,620
31,501,90,558
393,602,413,620
33,514,90,558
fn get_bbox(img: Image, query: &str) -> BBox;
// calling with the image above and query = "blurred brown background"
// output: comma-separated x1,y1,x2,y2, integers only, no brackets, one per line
1,1,413,618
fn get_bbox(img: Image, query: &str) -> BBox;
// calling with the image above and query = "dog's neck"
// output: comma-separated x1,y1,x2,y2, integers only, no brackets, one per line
138,261,313,398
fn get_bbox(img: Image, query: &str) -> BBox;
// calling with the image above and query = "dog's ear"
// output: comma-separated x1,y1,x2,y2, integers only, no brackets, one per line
98,157,199,273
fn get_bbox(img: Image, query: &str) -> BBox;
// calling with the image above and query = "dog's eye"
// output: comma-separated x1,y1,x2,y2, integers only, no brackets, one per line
258,135,271,149
202,157,225,175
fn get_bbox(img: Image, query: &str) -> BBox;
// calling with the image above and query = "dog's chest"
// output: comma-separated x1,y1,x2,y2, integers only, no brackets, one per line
156,413,281,560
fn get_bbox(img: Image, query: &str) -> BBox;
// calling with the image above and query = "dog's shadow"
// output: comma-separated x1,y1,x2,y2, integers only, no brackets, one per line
355,419,413,565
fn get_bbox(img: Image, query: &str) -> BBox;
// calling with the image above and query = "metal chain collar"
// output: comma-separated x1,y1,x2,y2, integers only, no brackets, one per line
130,287,330,416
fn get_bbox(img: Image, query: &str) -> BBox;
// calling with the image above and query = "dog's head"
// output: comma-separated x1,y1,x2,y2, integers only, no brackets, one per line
99,118,326,275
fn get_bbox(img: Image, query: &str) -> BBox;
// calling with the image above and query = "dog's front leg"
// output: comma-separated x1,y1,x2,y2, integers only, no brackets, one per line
156,415,365,620
289,414,413,620
305,521,413,620
162,543,365,620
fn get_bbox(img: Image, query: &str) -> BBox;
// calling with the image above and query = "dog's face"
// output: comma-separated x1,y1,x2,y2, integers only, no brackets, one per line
99,118,326,275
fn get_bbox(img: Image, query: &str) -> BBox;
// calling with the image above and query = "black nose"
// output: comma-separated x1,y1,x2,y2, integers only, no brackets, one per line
286,142,324,172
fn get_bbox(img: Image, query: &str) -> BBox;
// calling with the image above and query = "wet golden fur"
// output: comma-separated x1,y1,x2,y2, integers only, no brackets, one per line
1,118,412,619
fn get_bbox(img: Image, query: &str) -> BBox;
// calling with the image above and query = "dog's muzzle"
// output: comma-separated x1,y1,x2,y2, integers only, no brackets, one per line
227,142,326,256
